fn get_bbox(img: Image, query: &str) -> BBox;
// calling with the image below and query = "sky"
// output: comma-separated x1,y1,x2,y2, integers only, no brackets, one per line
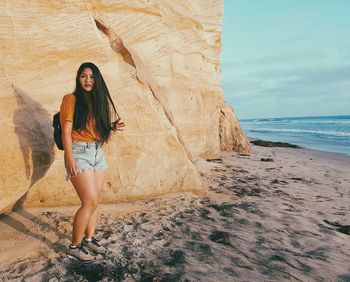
221,0,350,119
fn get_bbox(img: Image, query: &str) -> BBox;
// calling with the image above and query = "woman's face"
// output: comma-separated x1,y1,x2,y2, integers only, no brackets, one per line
79,67,94,93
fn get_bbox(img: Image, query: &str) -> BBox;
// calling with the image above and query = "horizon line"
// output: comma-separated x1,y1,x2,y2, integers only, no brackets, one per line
239,114,350,121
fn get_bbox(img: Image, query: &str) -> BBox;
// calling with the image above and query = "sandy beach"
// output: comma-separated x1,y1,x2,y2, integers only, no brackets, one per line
0,144,349,281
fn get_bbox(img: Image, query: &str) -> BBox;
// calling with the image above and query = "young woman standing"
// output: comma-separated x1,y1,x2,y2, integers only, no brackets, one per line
60,62,125,263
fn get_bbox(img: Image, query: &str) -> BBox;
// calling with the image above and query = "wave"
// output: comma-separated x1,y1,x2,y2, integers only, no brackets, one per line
249,128,350,137
241,115,350,124
242,119,350,125
289,120,350,125
242,118,286,122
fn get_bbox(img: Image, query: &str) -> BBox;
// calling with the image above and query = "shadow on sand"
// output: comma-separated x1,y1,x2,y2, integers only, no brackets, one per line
0,87,66,250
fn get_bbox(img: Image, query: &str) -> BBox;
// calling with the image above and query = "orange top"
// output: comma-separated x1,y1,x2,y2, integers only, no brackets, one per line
60,94,100,142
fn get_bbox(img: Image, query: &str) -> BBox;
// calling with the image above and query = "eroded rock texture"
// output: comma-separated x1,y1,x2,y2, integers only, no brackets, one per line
0,0,250,214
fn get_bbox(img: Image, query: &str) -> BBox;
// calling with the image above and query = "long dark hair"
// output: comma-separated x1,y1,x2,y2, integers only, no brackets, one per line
73,62,119,144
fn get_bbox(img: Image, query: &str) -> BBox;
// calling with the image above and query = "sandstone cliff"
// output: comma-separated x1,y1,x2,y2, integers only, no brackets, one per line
0,0,251,214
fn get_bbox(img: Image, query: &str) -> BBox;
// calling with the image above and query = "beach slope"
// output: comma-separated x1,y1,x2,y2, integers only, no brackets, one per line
0,145,349,281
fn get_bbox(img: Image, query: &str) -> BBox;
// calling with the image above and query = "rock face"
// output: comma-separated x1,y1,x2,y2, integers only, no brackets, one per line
0,0,251,214
220,102,251,153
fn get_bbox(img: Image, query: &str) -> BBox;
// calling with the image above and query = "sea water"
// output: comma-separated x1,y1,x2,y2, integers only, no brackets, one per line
240,115,350,156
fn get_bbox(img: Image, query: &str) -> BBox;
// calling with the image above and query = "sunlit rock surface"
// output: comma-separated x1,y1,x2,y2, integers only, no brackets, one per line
0,0,250,214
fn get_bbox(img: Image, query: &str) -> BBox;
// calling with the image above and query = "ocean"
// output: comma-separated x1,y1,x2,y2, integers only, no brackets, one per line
239,115,350,156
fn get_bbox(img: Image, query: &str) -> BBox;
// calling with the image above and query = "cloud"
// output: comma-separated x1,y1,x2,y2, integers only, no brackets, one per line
222,63,350,96
222,50,331,70
222,62,350,118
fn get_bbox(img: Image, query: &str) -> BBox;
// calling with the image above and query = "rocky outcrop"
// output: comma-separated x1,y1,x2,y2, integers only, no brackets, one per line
220,102,252,154
0,0,250,214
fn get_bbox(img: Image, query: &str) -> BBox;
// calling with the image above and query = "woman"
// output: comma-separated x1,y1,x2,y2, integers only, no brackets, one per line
60,62,125,263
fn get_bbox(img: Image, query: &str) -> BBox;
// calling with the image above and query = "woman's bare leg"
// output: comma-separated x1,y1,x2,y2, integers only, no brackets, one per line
70,170,98,246
84,169,106,238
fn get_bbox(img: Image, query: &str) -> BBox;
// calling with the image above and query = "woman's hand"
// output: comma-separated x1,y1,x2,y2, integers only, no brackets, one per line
62,120,79,177
111,117,125,132
65,156,79,177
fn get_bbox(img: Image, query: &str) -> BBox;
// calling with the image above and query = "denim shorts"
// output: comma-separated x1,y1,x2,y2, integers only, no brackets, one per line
65,141,107,179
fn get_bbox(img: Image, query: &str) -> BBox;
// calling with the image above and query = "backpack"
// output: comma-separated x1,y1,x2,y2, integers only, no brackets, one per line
52,112,64,150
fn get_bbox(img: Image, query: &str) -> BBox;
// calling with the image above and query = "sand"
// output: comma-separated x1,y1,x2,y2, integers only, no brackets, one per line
0,145,349,281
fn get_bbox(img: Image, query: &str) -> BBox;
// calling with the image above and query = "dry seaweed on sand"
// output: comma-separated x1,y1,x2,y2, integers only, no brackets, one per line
251,139,301,148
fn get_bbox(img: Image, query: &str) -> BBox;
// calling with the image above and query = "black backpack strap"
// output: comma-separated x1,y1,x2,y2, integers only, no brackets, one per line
53,112,60,128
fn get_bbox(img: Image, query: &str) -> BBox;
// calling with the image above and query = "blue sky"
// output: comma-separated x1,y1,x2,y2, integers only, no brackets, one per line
221,0,350,119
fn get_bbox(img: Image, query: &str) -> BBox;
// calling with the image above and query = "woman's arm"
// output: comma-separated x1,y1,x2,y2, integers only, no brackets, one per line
62,121,78,177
